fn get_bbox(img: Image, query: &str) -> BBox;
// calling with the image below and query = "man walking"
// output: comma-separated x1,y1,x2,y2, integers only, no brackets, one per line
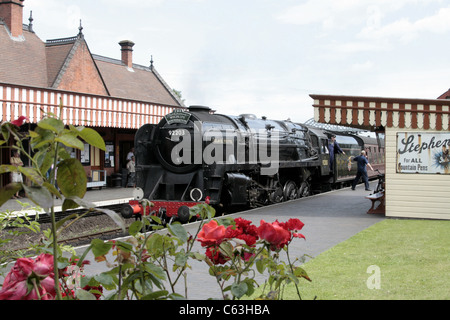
351,150,374,191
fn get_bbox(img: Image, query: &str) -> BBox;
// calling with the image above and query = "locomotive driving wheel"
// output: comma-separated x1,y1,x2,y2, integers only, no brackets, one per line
283,180,298,201
298,181,311,198
269,185,284,203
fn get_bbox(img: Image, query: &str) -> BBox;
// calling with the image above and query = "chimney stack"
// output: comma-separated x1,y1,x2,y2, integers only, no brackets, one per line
119,40,135,69
0,0,25,38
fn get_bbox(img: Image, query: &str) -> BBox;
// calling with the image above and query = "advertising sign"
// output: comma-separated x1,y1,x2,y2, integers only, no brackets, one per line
397,132,450,174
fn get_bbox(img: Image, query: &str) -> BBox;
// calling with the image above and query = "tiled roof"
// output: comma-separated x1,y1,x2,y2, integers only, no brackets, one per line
93,54,181,107
0,22,182,108
0,22,48,87
437,88,450,100
45,37,77,87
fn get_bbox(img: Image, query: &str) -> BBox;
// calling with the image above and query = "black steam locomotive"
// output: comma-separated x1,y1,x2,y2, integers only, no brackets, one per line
121,106,385,223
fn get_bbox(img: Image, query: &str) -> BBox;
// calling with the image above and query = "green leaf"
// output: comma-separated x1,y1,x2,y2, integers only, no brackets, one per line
57,158,87,198
115,240,133,252
0,183,22,207
0,164,16,174
55,131,84,150
61,198,80,211
174,251,188,267
75,289,97,300
168,222,188,243
34,149,55,175
294,266,312,282
146,233,165,256
141,290,169,300
144,263,166,280
38,118,64,134
77,127,106,151
30,128,55,149
129,220,144,236
94,273,115,288
18,167,44,185
192,252,206,262
22,185,53,211
43,182,62,199
243,278,256,297
256,258,266,274
1,123,10,141
218,241,234,259
91,239,113,257
231,282,248,299
149,215,162,225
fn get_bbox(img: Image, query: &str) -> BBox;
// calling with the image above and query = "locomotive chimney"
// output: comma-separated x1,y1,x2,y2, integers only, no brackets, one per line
119,40,135,69
0,0,25,38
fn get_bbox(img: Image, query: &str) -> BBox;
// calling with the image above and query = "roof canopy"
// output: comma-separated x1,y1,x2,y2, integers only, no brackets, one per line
311,94,450,131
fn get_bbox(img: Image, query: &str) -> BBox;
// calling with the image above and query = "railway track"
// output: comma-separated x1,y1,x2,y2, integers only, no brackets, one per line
1,203,134,253
35,203,127,225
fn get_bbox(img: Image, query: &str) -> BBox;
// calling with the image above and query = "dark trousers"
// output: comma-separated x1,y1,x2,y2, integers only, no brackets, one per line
352,170,369,190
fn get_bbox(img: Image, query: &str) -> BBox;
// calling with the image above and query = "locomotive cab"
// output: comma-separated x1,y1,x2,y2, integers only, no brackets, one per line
307,128,331,177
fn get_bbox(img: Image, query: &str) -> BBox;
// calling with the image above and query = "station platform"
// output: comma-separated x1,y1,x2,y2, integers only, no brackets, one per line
70,181,385,300
1,187,135,216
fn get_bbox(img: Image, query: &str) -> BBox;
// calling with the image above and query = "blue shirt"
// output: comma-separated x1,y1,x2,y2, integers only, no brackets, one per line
353,155,369,172
328,141,344,167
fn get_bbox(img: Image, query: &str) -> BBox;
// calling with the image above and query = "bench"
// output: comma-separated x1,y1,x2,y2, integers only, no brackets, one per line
365,191,385,214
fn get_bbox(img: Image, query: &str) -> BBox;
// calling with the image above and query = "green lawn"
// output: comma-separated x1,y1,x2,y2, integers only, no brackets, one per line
284,219,450,300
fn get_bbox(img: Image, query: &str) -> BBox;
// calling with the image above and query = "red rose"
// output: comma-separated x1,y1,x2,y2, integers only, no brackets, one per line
197,220,227,247
34,253,54,277
205,247,230,265
284,218,305,231
222,218,259,247
10,116,29,127
282,218,306,240
257,220,291,250
0,253,56,300
237,233,258,246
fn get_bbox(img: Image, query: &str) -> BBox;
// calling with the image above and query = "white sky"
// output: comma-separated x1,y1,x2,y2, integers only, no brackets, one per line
23,0,450,123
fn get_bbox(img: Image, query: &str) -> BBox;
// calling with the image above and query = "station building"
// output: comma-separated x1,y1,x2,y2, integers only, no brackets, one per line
311,93,450,220
0,0,183,188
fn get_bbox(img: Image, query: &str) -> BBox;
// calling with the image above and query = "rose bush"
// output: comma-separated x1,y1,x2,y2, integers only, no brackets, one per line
196,216,309,299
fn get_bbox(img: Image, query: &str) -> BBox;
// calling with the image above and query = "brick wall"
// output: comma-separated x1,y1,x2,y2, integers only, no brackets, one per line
0,0,24,38
57,41,108,96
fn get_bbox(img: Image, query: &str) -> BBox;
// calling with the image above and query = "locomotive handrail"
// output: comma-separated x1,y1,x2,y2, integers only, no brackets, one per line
159,125,195,130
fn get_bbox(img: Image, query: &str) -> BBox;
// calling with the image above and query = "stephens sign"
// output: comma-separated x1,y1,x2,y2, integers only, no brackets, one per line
397,132,450,174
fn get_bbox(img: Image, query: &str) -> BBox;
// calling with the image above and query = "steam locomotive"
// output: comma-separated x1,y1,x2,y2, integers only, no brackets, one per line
121,106,385,223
